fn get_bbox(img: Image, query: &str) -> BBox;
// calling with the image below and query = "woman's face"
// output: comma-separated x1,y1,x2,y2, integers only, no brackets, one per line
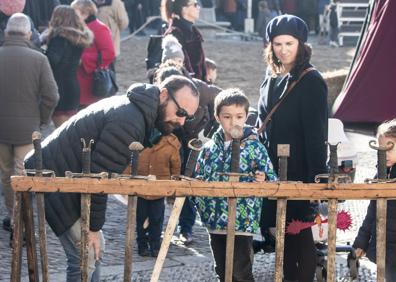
181,1,200,23
272,35,299,71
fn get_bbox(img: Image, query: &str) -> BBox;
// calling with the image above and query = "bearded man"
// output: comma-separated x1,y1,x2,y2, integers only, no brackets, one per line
24,75,199,282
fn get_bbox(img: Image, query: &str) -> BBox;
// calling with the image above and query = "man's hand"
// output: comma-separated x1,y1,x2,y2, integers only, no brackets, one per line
355,248,365,258
88,231,102,261
255,171,266,182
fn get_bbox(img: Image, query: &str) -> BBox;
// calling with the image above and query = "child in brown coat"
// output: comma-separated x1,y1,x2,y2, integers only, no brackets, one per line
128,134,181,257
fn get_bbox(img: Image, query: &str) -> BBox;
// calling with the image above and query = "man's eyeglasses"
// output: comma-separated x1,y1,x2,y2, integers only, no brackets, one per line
167,90,195,121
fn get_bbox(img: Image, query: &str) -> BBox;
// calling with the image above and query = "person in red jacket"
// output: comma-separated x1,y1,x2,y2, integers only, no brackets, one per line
71,0,115,107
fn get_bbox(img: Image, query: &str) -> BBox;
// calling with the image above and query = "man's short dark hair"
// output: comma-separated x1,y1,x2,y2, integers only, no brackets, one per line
160,75,199,98
214,88,249,116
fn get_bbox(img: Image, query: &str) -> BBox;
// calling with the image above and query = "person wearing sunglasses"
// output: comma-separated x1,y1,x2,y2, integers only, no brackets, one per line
161,0,208,83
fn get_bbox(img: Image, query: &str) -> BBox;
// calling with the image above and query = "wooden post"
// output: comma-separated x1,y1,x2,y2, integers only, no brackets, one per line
80,194,91,282
124,195,137,282
151,197,186,282
11,192,23,282
274,144,289,282
32,131,49,281
326,199,337,281
22,192,39,282
225,197,237,282
376,199,387,282
36,193,49,282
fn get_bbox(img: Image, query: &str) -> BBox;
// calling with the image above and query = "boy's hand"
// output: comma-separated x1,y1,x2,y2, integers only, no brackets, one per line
355,248,365,258
254,171,266,182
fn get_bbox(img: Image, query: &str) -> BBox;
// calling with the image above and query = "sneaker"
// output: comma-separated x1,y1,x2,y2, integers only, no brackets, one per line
179,232,193,245
2,217,12,232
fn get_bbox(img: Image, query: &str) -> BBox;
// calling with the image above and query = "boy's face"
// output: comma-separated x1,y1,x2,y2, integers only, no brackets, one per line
216,104,247,141
207,68,217,84
379,135,396,168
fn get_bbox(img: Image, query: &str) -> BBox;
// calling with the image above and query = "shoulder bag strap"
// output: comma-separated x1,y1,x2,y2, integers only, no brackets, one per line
257,67,316,135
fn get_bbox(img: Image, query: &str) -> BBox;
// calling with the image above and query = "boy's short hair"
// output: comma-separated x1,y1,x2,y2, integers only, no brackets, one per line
214,88,249,116
205,58,217,71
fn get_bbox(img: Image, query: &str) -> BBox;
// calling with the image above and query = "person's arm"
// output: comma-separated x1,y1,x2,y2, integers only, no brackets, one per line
353,200,376,253
255,141,278,181
38,57,59,126
301,73,328,182
115,0,129,30
46,37,66,68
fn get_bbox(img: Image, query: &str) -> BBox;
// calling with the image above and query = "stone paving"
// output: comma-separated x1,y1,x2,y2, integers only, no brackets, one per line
0,129,381,281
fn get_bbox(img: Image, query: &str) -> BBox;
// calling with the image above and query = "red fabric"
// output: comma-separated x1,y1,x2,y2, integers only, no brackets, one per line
0,0,25,16
333,0,396,123
77,19,115,106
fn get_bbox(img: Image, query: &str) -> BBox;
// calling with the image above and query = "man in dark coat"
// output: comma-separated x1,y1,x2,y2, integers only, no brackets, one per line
0,13,59,234
25,75,199,281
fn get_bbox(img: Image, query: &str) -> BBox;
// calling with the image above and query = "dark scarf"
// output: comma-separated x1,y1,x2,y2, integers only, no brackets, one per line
85,15,97,24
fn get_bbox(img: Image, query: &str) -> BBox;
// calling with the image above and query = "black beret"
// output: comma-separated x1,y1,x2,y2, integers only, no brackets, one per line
266,14,308,42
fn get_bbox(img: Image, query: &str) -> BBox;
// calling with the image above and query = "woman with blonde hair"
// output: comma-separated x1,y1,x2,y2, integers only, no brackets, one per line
46,5,93,127
71,0,115,107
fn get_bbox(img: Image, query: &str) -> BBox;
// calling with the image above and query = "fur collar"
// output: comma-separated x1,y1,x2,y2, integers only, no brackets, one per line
49,26,93,48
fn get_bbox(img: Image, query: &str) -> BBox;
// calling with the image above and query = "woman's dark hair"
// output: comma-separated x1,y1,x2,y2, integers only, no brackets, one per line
161,0,190,22
264,40,312,76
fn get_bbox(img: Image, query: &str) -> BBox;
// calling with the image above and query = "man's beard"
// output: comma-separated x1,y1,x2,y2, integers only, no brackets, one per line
155,100,181,135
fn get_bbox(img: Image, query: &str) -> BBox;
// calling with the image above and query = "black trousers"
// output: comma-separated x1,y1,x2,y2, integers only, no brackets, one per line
209,233,254,282
136,197,164,250
283,228,317,281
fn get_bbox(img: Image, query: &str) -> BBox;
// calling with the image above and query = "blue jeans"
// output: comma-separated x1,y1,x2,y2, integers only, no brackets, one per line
178,198,196,234
58,219,105,282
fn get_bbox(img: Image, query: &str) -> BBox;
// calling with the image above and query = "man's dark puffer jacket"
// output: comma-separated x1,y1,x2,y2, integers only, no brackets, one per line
25,83,159,236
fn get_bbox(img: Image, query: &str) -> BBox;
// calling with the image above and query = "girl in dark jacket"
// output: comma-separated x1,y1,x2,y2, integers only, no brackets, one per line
353,119,396,281
46,5,93,127
161,0,207,82
257,15,328,281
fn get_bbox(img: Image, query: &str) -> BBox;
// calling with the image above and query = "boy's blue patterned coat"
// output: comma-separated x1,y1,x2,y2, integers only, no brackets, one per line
193,126,277,234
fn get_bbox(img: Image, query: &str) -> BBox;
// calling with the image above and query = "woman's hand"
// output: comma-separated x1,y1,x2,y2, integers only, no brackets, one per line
255,171,266,182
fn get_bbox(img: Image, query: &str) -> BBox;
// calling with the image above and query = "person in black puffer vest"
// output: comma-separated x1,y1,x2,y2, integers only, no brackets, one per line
24,75,199,282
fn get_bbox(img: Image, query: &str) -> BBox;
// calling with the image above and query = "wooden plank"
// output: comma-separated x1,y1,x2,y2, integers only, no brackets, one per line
327,199,338,282
11,176,396,199
11,192,23,282
376,199,387,282
225,197,237,282
124,196,137,282
22,192,39,282
274,199,287,282
80,194,91,282
151,197,186,282
36,192,49,282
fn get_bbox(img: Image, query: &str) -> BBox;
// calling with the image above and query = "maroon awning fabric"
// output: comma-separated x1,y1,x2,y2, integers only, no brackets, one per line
332,0,396,123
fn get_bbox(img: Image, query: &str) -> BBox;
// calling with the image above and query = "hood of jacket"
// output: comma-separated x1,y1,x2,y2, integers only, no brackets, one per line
48,26,93,47
127,83,160,134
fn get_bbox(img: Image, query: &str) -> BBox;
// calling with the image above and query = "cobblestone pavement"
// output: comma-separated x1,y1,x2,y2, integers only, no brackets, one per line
0,129,380,281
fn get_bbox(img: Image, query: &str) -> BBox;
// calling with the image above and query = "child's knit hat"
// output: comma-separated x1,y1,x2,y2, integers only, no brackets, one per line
161,35,185,63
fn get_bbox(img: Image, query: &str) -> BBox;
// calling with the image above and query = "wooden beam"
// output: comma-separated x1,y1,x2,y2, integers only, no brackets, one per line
376,199,387,282
124,196,137,282
11,192,23,282
11,176,396,199
326,199,338,282
36,193,49,282
274,199,287,282
225,198,236,282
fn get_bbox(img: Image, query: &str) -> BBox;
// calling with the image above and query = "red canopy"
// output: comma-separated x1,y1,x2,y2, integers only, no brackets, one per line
332,0,396,123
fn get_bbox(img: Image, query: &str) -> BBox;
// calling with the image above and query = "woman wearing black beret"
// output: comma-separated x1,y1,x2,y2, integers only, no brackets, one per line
257,15,328,281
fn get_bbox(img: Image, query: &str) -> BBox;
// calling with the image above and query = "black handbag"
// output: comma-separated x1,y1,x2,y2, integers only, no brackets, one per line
92,50,118,98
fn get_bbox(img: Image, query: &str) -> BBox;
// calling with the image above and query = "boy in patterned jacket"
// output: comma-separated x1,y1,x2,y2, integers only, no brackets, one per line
193,88,277,281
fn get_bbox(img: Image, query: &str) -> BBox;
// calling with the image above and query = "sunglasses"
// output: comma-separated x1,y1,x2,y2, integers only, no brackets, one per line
167,90,195,121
